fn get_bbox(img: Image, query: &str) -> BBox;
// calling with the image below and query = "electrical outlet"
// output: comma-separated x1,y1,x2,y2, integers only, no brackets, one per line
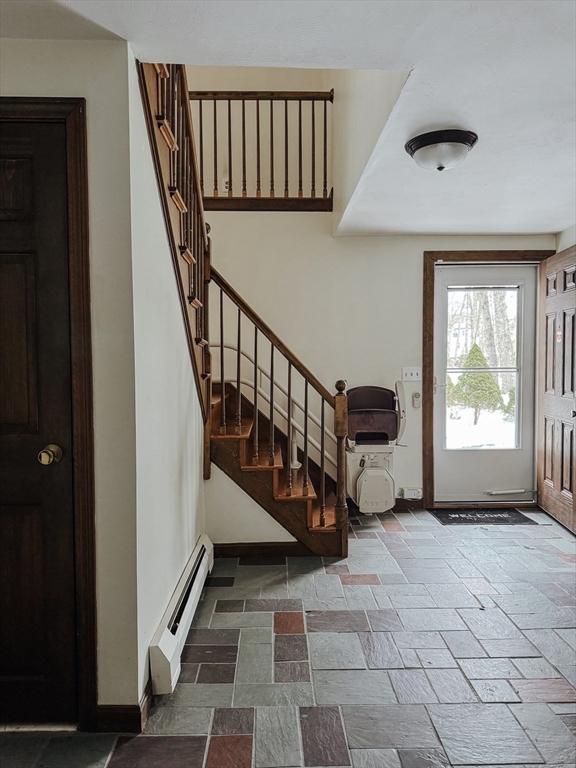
402,487,423,500
401,366,421,381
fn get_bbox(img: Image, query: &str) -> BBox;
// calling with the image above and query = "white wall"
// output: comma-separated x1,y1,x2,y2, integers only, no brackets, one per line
557,224,576,252
127,50,206,699
330,68,408,224
206,466,294,543
208,211,555,501
0,39,139,705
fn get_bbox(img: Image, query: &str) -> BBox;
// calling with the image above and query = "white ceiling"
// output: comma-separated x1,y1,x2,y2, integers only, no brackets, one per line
9,0,576,235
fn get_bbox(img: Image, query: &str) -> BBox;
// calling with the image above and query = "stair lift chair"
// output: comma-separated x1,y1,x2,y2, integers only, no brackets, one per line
346,385,406,514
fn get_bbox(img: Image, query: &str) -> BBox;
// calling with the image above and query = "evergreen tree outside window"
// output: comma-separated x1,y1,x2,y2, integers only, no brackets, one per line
452,343,504,425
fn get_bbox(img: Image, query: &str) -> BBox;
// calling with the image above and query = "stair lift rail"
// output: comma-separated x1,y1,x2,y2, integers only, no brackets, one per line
211,373,338,471
209,343,339,448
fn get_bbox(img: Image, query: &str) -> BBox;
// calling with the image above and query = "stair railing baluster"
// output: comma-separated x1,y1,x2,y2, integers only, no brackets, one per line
196,197,202,333
323,98,328,199
213,99,218,197
269,344,275,465
284,99,288,198
311,101,316,199
156,67,162,120
203,237,211,378
192,190,197,271
320,397,326,526
179,80,184,192
191,192,196,305
241,99,247,197
236,307,242,432
298,99,302,198
199,100,204,193
227,98,233,197
191,195,197,304
187,142,193,302
256,100,261,198
269,99,274,198
220,287,225,432
168,65,173,130
253,326,259,462
286,361,292,496
302,380,309,496
169,68,175,188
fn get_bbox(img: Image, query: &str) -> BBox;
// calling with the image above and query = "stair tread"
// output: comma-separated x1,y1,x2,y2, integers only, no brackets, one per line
241,442,283,471
274,469,317,502
309,500,338,531
211,416,253,440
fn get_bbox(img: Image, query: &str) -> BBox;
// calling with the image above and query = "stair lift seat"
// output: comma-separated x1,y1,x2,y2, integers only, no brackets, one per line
346,385,406,514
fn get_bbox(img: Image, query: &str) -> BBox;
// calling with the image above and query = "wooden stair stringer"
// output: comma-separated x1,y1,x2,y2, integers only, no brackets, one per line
210,438,342,556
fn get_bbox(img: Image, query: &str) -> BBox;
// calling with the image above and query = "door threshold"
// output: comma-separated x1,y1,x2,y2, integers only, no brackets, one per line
431,502,540,509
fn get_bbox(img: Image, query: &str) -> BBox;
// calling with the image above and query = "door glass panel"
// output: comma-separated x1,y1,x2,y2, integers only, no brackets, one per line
447,288,518,368
445,285,519,450
446,370,517,449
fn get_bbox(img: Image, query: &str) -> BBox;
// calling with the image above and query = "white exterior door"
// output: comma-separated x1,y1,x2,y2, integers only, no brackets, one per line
433,264,537,503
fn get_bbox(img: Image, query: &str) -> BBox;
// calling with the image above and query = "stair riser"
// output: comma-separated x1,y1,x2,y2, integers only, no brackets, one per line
211,439,343,557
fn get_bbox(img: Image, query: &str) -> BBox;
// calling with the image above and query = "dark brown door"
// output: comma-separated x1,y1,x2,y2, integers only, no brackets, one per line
537,246,576,533
0,121,77,721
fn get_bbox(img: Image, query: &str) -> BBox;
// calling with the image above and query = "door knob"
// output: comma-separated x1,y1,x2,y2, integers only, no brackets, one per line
37,444,63,465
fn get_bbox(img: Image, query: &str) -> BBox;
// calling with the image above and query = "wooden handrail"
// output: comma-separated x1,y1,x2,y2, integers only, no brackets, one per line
190,90,334,102
211,266,335,405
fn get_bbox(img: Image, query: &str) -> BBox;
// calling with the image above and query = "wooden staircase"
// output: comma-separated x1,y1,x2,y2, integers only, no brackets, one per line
210,383,346,556
138,62,348,558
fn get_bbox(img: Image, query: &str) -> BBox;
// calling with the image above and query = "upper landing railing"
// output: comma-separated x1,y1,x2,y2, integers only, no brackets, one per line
189,90,334,211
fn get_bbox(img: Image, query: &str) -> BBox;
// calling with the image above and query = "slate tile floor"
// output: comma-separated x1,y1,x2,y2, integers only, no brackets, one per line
2,509,576,767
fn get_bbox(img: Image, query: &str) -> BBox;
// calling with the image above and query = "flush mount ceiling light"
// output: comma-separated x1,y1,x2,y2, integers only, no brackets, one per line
404,129,478,172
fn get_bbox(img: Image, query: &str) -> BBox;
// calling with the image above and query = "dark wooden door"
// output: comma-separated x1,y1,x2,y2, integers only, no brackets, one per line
537,246,576,533
0,121,77,721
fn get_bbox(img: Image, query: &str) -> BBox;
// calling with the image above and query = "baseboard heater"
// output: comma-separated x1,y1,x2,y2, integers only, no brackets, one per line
149,533,213,694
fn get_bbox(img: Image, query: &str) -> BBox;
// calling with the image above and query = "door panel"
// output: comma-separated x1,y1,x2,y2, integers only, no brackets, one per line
544,417,554,485
545,313,555,392
0,253,38,430
561,421,573,497
537,246,576,532
562,309,574,396
433,264,537,503
0,122,77,721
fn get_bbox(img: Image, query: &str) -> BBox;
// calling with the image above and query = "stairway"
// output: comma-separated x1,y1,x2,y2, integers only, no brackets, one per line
210,384,347,557
138,61,349,559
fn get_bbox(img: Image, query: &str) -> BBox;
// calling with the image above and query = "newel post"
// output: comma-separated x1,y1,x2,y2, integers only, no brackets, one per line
334,380,348,557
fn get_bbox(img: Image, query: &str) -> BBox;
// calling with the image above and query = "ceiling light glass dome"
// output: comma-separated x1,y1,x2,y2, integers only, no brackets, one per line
405,129,478,171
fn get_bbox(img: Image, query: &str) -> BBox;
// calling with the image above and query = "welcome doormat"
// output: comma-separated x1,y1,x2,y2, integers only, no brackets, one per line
431,508,537,525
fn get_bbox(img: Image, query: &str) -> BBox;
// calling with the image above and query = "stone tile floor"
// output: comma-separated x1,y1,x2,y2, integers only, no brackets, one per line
2,509,575,767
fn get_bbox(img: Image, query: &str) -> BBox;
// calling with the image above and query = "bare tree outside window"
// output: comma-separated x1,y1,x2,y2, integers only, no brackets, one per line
446,287,518,449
